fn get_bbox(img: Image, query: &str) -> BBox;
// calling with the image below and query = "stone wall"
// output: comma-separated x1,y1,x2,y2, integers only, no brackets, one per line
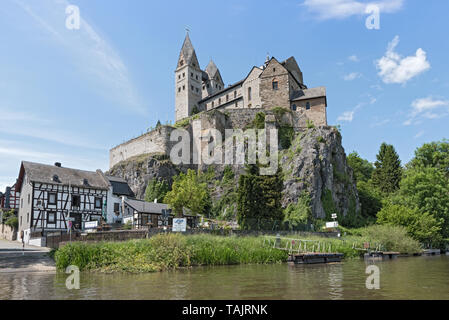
295,97,327,126
109,126,176,169
260,59,291,110
0,224,17,241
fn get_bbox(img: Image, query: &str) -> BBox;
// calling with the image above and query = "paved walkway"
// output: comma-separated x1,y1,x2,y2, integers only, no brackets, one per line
0,240,56,273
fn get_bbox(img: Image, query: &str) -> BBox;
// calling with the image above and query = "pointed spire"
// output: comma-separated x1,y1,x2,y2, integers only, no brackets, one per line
205,59,219,77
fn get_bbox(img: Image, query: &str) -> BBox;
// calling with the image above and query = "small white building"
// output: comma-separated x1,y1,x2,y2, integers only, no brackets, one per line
104,175,135,224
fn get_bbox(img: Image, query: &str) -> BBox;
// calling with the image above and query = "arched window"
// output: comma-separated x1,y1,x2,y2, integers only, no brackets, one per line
306,102,311,110
291,104,297,111
248,87,252,101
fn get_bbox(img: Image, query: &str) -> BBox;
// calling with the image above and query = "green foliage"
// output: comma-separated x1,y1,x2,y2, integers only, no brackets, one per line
357,180,382,219
377,203,443,244
306,119,315,129
398,167,449,238
248,112,266,130
408,139,449,177
54,234,288,272
283,192,312,229
222,165,235,183
1,209,18,229
191,106,200,115
279,126,295,149
173,117,191,128
372,143,402,194
144,179,170,203
271,106,289,121
123,221,132,230
164,169,210,216
347,152,374,182
340,195,364,228
321,189,338,220
316,136,325,144
359,225,421,254
237,166,284,230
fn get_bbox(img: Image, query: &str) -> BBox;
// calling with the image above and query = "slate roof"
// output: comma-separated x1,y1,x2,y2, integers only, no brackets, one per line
179,33,196,65
125,199,169,215
19,161,109,190
105,176,135,197
205,60,219,77
291,86,326,101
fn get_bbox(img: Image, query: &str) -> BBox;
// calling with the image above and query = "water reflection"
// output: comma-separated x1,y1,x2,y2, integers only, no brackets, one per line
0,256,448,300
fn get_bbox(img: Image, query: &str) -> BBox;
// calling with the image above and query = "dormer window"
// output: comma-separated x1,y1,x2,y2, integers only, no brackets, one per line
52,175,60,183
83,179,89,186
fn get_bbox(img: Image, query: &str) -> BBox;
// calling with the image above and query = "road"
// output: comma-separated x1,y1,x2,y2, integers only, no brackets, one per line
0,239,56,273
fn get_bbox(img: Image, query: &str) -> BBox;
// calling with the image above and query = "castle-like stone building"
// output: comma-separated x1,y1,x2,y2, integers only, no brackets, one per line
109,34,328,169
175,34,327,125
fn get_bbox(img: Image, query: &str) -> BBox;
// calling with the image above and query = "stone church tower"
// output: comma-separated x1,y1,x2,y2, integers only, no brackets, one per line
175,33,203,122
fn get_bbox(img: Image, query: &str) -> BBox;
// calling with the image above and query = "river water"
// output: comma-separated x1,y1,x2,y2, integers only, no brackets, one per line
1,255,448,300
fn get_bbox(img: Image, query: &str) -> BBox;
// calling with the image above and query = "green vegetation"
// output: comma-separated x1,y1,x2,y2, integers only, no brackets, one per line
1,209,18,229
283,192,312,230
144,178,170,203
321,189,338,221
246,112,266,130
164,169,211,216
54,233,288,273
306,119,315,129
372,143,402,194
237,165,284,230
279,126,295,149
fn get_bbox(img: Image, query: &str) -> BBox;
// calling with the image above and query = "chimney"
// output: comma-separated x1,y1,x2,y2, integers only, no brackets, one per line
55,162,62,167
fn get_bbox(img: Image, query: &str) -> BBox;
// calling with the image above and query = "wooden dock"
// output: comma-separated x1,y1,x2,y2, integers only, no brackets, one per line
423,249,441,256
364,251,400,260
288,252,344,264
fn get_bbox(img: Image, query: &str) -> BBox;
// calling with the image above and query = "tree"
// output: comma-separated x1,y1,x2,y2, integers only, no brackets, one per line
372,143,402,194
283,192,312,230
399,167,449,238
377,203,442,244
347,152,374,182
144,178,170,203
408,140,449,177
357,180,382,220
164,169,210,217
237,165,284,230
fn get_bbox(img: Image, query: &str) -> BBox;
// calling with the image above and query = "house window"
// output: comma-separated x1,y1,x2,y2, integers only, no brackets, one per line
178,75,181,80
212,101,214,108
182,73,185,78
306,102,311,110
234,91,237,98
178,87,181,93
248,87,252,101
95,197,102,209
191,85,194,91
48,193,57,205
27,194,30,204
219,98,221,105
183,85,185,90
72,195,81,208
292,104,297,111
226,94,229,102
47,211,56,224
114,203,120,214
272,81,279,90
196,75,199,80
235,102,238,108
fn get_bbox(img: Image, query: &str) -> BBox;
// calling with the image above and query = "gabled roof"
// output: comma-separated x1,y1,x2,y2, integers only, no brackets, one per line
17,161,109,191
105,176,135,197
205,60,219,77
291,86,326,101
125,199,169,215
281,56,304,85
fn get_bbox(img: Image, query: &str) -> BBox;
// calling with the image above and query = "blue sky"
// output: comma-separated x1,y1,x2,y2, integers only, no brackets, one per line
1,0,448,191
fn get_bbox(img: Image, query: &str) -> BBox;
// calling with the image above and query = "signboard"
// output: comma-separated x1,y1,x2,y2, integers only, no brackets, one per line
172,218,187,232
331,213,337,219
84,221,98,230
325,221,339,229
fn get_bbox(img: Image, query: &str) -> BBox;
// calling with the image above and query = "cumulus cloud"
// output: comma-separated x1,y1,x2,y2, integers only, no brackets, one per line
376,36,430,85
301,0,404,20
343,72,362,81
337,110,355,122
404,97,449,125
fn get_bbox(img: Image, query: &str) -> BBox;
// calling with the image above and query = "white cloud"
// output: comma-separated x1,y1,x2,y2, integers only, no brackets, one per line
343,72,362,81
414,131,425,139
348,55,359,62
337,111,355,122
404,97,449,125
301,0,404,20
376,36,430,85
14,0,146,115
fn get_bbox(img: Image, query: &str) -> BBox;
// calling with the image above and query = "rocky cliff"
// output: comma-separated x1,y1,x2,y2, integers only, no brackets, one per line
107,126,360,221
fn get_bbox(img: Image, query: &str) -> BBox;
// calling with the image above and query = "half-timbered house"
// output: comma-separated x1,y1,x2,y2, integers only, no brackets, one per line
16,161,110,241
0,184,20,212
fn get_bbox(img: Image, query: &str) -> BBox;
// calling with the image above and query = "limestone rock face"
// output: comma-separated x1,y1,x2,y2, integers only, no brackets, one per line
108,126,360,220
281,126,360,219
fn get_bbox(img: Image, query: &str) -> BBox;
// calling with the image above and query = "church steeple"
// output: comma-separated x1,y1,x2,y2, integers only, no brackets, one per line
177,33,200,70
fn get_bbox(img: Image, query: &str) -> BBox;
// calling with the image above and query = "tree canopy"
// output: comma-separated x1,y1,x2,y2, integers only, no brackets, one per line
372,143,402,194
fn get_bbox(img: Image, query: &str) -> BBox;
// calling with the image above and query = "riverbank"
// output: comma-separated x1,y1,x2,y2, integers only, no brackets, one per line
54,225,422,273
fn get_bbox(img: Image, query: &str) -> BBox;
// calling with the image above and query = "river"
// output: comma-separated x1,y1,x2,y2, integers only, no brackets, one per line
1,255,448,300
